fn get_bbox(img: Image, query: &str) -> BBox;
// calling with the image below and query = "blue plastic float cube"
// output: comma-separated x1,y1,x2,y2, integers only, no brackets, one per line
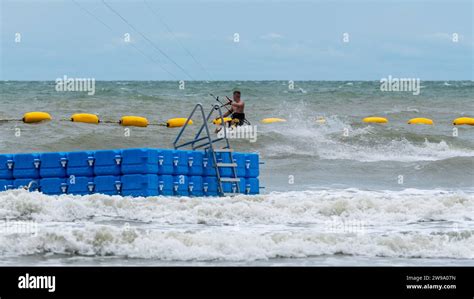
40,152,67,178
188,176,203,196
94,150,122,176
245,153,259,178
203,156,212,176
232,153,246,177
203,176,218,196
204,151,234,177
222,179,246,195
245,178,259,195
94,175,121,195
67,151,95,177
67,176,94,195
121,174,158,197
13,154,41,179
173,175,189,196
121,149,158,174
217,152,233,177
0,180,13,191
203,152,219,176
0,154,14,179
14,178,39,191
187,151,204,176
221,181,236,194
157,149,174,175
158,175,173,195
40,178,67,195
172,150,189,175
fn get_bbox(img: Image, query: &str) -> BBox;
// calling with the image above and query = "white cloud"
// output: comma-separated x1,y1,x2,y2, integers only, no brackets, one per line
381,43,423,57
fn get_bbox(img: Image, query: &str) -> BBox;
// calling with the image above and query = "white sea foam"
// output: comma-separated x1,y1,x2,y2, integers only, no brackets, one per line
1,189,472,224
0,189,473,261
0,219,472,261
259,114,474,162
317,139,474,162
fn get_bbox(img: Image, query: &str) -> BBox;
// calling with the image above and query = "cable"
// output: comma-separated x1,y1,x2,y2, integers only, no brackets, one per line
143,0,213,81
102,0,195,80
71,0,178,80
72,0,114,31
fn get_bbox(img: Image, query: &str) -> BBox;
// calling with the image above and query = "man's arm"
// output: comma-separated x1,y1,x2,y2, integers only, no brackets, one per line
223,108,233,117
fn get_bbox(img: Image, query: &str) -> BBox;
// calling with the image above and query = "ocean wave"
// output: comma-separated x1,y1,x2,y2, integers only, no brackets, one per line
1,188,472,225
0,221,472,261
0,189,473,261
260,128,474,162
256,109,474,162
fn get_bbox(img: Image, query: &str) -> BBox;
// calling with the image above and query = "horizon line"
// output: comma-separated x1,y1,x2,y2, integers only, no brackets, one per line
1,79,473,82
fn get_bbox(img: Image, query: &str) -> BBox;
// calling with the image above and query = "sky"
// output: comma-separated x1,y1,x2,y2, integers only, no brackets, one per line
0,0,472,80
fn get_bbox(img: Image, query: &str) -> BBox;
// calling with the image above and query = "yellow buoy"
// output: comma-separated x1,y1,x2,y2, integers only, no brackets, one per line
363,117,388,124
119,116,149,127
23,112,52,123
261,118,287,124
166,118,193,128
453,117,474,126
407,117,434,125
213,117,232,125
71,113,100,124
316,117,326,124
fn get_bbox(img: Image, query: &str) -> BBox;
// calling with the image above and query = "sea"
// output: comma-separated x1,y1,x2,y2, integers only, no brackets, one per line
0,80,473,266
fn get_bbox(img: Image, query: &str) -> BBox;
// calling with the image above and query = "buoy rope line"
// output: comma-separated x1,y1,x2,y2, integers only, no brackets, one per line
60,119,168,126
1,113,472,127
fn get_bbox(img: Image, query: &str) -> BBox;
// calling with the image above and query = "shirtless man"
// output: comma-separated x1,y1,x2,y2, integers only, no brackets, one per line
222,90,245,126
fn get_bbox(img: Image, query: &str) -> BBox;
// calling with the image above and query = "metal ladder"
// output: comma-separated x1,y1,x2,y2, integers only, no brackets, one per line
173,103,240,196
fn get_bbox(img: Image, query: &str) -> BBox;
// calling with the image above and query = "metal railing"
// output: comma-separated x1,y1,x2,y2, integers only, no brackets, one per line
173,104,240,196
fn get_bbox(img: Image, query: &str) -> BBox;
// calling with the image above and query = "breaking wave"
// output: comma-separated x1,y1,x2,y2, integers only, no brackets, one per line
0,189,473,261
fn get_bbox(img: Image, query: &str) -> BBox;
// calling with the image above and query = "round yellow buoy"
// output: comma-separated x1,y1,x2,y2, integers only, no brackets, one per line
363,117,388,124
166,118,193,128
119,116,149,127
407,118,434,125
261,118,286,124
453,117,474,126
71,113,100,124
213,117,232,125
316,117,326,124
22,112,52,123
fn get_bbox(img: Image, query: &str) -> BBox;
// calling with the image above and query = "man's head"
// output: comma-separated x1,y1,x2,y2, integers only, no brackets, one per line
233,90,241,101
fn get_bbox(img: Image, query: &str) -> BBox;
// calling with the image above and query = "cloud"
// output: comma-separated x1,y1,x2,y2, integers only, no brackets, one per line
380,43,423,58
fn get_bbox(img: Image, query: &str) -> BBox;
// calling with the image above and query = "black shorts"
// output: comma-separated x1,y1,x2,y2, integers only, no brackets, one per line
231,113,245,126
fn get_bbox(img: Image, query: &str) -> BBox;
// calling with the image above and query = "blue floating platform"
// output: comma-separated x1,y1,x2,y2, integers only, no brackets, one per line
0,148,260,197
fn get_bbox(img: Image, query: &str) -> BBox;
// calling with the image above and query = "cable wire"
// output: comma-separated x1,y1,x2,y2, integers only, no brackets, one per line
102,0,195,80
72,0,179,80
143,0,213,81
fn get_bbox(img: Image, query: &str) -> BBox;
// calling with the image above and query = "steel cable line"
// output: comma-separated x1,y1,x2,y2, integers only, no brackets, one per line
71,0,178,79
143,0,213,81
102,0,195,80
